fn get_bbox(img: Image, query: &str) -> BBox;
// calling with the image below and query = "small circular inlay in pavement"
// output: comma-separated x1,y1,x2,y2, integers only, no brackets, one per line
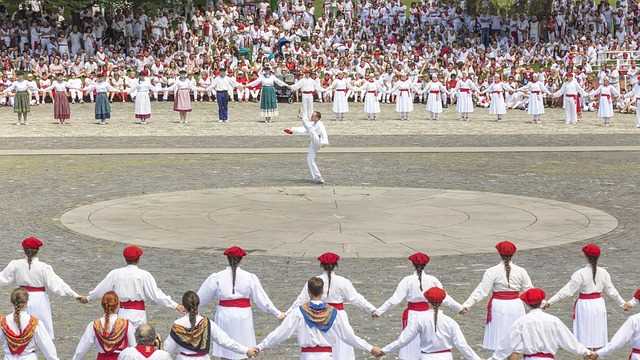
60,186,618,258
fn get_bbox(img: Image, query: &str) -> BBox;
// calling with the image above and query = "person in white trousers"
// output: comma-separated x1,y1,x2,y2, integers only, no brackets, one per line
553,72,588,125
291,70,325,121
284,111,329,184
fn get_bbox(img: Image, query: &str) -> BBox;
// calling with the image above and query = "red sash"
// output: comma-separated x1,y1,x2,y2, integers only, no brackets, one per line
135,345,156,358
486,291,520,324
566,94,580,113
531,91,541,94
524,353,554,359
336,89,347,92
180,352,208,357
630,348,640,360
367,91,377,94
120,300,145,310
302,91,314,94
423,349,452,354
301,346,332,353
219,298,251,308
21,286,45,292
402,302,430,329
400,89,410,92
327,303,344,310
572,292,601,319
460,88,470,93
430,90,440,94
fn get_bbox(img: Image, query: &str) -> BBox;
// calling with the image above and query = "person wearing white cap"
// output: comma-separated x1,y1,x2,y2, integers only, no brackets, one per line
553,72,588,125
590,77,620,126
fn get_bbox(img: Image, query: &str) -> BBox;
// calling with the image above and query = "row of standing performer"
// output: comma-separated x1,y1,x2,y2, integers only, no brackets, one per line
5,70,640,128
1,237,640,359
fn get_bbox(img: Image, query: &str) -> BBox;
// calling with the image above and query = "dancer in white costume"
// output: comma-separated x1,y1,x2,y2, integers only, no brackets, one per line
455,73,479,121
327,71,350,121
284,110,329,184
590,77,620,126
553,72,588,125
423,74,448,120
517,74,551,124
484,75,514,121
389,73,416,121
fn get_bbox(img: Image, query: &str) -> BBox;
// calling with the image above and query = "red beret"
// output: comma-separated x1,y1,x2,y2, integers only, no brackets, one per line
582,243,601,257
21,237,43,249
408,252,430,266
566,72,574,77
520,288,546,306
634,288,640,301
224,246,247,258
317,252,340,265
123,245,143,261
424,287,446,304
495,241,517,256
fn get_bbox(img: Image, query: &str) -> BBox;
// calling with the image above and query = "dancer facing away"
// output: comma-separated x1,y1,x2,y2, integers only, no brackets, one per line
594,289,640,359
489,288,594,360
85,245,185,328
164,290,259,359
0,288,59,360
258,277,383,359
0,236,85,340
117,324,173,360
544,243,630,350
196,246,283,360
288,252,377,360
380,287,482,360
284,110,329,184
72,291,136,360
459,241,533,351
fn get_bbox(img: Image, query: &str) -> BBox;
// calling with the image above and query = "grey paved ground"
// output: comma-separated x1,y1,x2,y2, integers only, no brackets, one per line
0,152,639,359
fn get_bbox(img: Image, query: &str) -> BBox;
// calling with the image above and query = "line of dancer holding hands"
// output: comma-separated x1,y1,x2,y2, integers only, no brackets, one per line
0,236,639,359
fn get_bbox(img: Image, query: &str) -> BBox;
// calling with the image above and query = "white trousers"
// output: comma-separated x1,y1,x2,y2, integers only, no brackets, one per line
636,101,640,126
564,97,579,124
301,94,315,120
307,144,322,180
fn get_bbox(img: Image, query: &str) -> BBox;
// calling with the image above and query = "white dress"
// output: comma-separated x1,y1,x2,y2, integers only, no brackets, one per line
382,310,482,360
288,272,376,360
462,262,533,350
392,80,415,113
455,79,479,113
164,314,249,360
330,78,350,114
0,311,59,360
425,81,447,114
362,80,382,114
197,266,281,360
591,85,620,118
131,80,153,119
487,82,513,115
519,81,549,115
547,265,626,348
374,272,463,360
0,258,80,340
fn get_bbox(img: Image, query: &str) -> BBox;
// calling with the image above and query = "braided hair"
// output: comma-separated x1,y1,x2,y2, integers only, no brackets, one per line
101,291,120,336
182,291,200,331
414,263,427,291
322,263,337,297
432,303,441,333
501,255,513,288
11,288,29,333
24,248,38,270
227,256,242,294
587,255,599,284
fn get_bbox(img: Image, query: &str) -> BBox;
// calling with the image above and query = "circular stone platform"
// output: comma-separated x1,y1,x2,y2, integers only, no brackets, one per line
60,186,617,258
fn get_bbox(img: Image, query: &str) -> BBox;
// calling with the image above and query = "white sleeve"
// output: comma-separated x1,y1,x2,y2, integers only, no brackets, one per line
462,270,495,308
163,334,178,355
250,274,281,317
450,320,482,360
210,320,250,355
257,311,300,351
197,274,220,310
375,278,408,315
603,271,625,307
547,271,581,305
381,318,421,353
34,323,60,360
88,272,114,302
141,272,178,309
71,323,95,360
596,317,636,358
0,261,16,286
332,312,373,352
342,279,376,313
44,265,80,298
554,317,589,356
291,126,309,135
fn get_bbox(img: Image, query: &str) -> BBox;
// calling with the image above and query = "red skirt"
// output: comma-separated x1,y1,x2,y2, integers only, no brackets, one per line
53,92,71,120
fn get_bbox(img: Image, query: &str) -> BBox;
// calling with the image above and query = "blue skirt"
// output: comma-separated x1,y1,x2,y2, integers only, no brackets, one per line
95,93,111,120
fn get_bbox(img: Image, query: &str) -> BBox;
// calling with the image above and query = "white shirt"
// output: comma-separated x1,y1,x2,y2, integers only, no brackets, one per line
554,79,587,97
489,309,589,359
291,77,323,93
117,346,172,360
375,272,463,315
166,78,197,93
597,313,640,358
462,262,533,309
197,267,281,317
4,80,39,93
42,80,72,92
246,74,288,87
382,309,481,359
329,78,350,92
257,301,373,352
164,314,248,357
207,76,240,92
0,258,79,297
86,81,118,93
288,272,375,313
547,265,625,307
0,311,59,360
72,315,136,360
87,264,178,309
291,119,329,147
